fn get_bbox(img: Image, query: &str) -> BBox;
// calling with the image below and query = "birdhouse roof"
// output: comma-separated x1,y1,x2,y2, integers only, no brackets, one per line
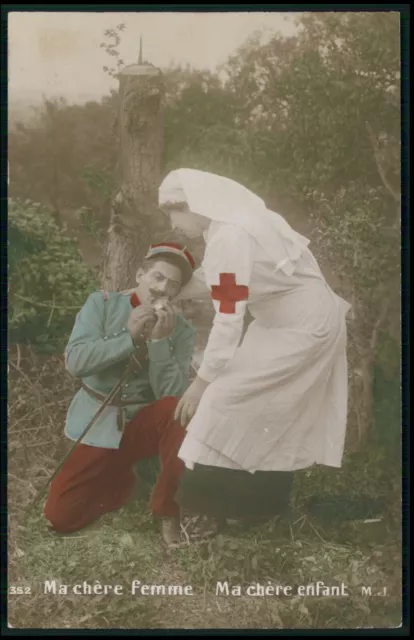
119,63,161,77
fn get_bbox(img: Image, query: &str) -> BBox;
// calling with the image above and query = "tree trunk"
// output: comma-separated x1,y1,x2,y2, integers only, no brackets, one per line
349,295,392,450
101,63,165,291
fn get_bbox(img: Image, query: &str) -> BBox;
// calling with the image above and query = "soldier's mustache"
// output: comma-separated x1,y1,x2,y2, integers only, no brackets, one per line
149,290,169,299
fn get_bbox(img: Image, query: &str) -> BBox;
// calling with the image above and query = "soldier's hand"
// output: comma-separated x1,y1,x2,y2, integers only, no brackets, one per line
127,305,157,341
150,302,177,341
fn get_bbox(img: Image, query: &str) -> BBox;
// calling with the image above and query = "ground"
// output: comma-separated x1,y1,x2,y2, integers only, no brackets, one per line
7,344,402,631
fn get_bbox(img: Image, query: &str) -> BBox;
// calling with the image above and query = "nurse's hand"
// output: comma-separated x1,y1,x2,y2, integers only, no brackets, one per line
174,376,210,428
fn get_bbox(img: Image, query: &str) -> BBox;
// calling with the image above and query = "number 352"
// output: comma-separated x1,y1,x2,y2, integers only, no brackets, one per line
9,586,31,595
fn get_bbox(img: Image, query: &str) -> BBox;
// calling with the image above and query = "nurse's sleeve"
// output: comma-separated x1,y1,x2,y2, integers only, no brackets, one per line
197,224,253,383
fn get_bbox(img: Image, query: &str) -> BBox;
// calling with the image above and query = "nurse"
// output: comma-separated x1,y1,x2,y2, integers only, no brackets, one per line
159,168,351,520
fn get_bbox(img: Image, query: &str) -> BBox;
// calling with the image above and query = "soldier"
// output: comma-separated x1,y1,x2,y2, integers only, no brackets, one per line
44,242,197,547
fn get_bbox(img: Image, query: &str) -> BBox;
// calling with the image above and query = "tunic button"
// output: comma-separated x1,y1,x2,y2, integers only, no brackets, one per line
122,394,127,399
103,336,108,340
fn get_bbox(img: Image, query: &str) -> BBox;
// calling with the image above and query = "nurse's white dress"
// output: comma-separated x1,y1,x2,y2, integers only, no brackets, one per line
178,220,351,474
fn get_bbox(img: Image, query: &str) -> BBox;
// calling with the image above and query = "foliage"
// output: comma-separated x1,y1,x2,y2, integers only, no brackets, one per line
100,23,126,78
161,68,261,190
8,198,98,350
8,96,118,219
74,205,106,248
306,183,400,337
372,334,401,450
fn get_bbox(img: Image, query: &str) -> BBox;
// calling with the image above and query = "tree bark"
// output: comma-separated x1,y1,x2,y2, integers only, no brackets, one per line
101,63,165,291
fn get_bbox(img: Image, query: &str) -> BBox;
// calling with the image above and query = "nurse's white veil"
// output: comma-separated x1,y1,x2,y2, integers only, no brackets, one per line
159,168,310,276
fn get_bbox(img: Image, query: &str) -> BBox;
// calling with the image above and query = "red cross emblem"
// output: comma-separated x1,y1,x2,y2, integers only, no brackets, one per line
211,273,249,314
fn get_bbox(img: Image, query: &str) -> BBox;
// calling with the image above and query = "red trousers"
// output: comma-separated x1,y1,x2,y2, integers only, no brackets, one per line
44,396,185,533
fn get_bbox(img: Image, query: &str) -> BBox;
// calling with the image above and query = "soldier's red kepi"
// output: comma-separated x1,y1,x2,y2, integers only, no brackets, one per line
144,242,196,284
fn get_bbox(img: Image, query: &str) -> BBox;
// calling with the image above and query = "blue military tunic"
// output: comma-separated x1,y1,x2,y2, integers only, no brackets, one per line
64,290,196,449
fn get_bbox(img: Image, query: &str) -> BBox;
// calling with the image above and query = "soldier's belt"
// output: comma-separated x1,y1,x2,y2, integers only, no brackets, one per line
81,382,139,431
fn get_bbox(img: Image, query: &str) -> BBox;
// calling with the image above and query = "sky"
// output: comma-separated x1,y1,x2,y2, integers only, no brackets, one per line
8,10,300,101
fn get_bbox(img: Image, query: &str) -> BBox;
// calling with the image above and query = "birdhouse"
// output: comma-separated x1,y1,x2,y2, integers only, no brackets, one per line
115,37,162,80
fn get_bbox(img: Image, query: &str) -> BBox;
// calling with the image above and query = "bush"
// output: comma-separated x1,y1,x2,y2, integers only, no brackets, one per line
8,198,98,351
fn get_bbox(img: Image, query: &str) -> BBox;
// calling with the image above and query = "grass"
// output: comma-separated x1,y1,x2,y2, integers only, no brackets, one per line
7,343,403,630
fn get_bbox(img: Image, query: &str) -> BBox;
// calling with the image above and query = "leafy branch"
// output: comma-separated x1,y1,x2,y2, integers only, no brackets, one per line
100,24,126,79
13,293,82,311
